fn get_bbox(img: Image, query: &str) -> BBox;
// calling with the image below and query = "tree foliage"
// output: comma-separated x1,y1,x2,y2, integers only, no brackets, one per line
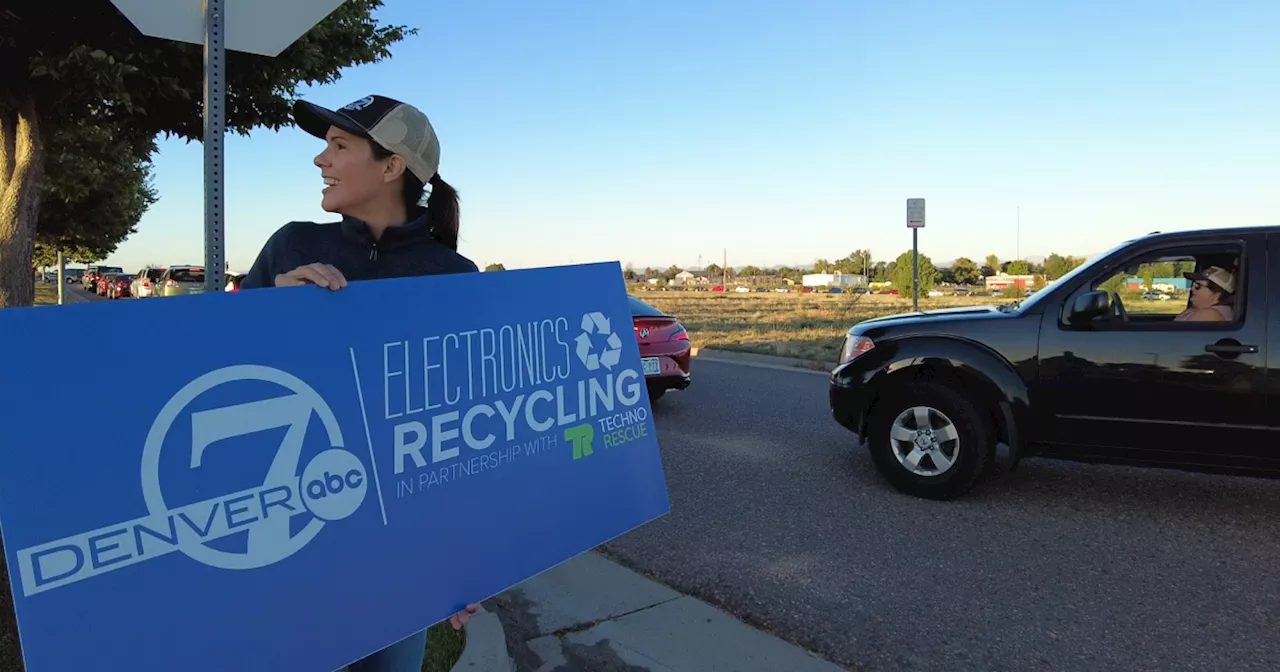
1043,253,1088,280
0,0,415,307
1006,260,1031,275
949,257,981,285
890,250,938,295
484,263,506,272
33,122,158,268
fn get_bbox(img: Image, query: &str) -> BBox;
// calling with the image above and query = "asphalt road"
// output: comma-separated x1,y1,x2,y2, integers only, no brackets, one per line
601,357,1280,672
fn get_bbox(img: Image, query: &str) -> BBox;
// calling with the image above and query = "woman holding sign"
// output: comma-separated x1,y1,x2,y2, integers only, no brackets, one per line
240,94,480,670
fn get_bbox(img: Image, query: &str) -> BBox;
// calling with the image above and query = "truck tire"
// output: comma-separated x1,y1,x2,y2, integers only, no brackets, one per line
866,380,994,500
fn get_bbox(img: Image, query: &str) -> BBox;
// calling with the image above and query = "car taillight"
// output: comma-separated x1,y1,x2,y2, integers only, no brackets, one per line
669,325,689,341
838,335,874,364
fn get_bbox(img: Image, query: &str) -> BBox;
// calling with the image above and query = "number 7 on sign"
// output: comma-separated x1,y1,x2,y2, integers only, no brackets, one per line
190,395,317,544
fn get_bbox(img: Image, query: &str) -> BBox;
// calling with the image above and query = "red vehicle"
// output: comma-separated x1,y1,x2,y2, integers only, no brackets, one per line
628,295,691,401
106,274,133,299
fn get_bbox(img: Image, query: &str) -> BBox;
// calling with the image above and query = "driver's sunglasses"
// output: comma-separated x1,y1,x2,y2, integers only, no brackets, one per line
1192,281,1206,290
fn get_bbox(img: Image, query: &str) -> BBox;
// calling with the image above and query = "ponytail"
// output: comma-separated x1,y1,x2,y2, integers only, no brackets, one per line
370,140,461,250
426,173,460,250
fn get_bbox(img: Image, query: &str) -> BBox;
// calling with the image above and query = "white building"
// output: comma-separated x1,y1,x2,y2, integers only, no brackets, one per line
802,272,866,288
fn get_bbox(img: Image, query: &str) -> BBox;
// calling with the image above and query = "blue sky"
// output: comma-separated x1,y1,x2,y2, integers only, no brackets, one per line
103,0,1278,273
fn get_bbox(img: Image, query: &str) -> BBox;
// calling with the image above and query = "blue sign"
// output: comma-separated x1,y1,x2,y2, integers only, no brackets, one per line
0,262,670,672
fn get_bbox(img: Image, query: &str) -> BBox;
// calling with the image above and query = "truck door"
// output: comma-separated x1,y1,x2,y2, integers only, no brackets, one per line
1037,233,1269,466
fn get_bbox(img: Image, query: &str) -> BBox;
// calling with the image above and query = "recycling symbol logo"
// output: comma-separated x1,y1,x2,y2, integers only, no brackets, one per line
575,311,624,371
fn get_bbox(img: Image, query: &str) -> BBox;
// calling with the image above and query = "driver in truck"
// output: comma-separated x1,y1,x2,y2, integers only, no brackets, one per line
1174,266,1236,322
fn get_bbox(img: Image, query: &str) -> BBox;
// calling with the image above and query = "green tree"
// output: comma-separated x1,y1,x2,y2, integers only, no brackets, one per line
1140,265,1155,288
662,265,683,281
33,122,158,267
484,263,506,272
983,254,1001,276
1006,260,1030,275
950,257,981,285
703,262,722,278
0,0,414,308
890,250,938,296
812,258,832,273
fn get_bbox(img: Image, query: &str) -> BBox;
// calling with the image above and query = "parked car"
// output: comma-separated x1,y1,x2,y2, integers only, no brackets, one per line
105,273,134,299
155,266,206,296
131,268,166,298
830,225,1271,500
628,295,691,402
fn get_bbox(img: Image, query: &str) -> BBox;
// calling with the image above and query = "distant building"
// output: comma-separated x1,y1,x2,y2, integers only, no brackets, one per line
1125,277,1191,291
985,272,1036,290
802,272,865,288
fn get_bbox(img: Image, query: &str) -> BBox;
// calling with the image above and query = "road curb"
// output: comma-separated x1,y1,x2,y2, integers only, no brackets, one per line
692,346,835,373
450,604,514,671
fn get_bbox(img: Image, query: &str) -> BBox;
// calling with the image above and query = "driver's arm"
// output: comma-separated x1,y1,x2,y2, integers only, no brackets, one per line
1179,308,1227,322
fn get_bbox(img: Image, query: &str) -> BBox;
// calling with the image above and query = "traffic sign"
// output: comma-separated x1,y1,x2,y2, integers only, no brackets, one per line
110,0,347,57
907,198,926,228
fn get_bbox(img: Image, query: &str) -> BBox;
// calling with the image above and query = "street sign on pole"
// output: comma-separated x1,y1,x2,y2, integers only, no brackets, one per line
109,0,349,292
907,198,925,311
907,198,925,229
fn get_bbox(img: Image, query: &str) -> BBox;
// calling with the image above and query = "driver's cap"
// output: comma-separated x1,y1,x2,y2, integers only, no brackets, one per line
1184,266,1235,293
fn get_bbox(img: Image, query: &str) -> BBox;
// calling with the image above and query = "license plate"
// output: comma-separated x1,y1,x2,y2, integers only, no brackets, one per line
641,357,661,375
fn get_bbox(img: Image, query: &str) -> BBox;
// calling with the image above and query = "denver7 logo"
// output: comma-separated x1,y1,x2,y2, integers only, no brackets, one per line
17,365,371,596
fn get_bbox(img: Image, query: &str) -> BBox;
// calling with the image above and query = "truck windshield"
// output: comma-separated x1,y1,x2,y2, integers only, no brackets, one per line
1012,238,1135,312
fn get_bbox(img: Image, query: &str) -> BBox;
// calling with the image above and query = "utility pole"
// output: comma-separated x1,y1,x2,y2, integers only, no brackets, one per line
56,250,65,305
1016,206,1021,262
722,248,727,288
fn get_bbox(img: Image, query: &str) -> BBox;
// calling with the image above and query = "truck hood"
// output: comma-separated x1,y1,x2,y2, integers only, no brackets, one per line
853,304,1011,331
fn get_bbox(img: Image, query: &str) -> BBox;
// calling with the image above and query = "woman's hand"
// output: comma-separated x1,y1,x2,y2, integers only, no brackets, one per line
274,263,348,290
449,604,480,630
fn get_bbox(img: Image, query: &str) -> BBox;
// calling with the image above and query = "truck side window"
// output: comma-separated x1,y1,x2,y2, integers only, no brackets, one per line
1085,245,1244,327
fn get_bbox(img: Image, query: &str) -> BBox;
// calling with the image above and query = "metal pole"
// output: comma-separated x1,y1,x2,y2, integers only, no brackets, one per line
912,229,919,311
722,248,727,288
203,0,227,293
56,251,64,305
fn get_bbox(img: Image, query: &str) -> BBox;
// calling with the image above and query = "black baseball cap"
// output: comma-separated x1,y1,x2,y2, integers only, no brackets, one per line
293,95,441,183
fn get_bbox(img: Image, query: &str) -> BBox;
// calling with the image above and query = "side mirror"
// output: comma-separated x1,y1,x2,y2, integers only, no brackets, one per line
1069,290,1110,323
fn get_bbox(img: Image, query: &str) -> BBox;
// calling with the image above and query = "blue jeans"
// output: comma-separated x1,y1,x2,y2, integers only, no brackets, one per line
347,629,428,672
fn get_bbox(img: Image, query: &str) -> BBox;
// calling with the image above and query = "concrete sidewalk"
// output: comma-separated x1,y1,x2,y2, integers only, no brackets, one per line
486,552,847,672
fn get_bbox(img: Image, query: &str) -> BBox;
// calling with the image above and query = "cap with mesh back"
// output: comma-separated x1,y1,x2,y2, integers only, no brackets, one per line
1184,266,1235,294
293,94,440,184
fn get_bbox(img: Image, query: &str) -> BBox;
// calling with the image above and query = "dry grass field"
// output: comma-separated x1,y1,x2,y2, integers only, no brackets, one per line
629,290,1008,363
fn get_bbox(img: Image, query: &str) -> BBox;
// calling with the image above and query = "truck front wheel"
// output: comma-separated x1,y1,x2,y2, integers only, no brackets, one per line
866,381,994,500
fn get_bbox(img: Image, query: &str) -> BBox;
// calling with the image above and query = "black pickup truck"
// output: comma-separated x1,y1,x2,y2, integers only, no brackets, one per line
829,225,1276,499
